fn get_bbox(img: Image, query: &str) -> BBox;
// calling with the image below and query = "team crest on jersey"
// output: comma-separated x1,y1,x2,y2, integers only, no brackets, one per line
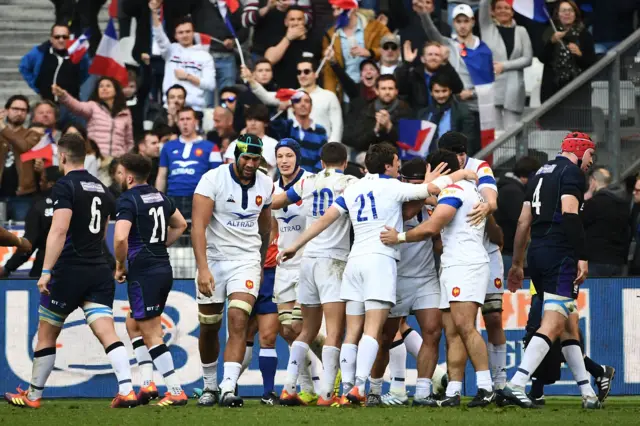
245,280,254,289
481,167,493,176
227,194,235,203
452,287,461,297
195,148,203,157
494,278,502,289
256,195,263,206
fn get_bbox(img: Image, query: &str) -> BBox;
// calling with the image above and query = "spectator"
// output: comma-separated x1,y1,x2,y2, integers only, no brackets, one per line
242,58,343,141
322,4,390,102
152,84,187,135
630,175,640,275
220,86,240,114
417,72,475,151
18,24,90,127
494,155,541,273
478,0,532,130
154,123,179,145
60,123,98,178
271,91,327,172
156,107,222,218
206,106,238,152
395,40,464,112
234,60,280,130
150,5,216,116
242,0,312,61
108,157,124,199
539,1,596,103
53,77,134,158
135,131,161,186
327,57,379,116
378,33,401,75
0,166,62,278
123,65,145,142
582,168,630,277
420,4,495,154
265,6,315,90
52,0,107,57
0,96,43,221
388,0,450,58
344,74,413,153
224,104,278,175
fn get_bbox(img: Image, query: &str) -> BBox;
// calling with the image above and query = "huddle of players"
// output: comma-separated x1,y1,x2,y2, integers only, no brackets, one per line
4,129,611,410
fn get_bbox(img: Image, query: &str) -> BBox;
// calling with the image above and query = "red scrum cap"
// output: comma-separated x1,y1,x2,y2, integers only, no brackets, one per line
561,132,595,159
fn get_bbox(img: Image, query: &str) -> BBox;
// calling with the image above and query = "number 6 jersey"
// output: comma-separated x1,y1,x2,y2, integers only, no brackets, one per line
52,170,115,266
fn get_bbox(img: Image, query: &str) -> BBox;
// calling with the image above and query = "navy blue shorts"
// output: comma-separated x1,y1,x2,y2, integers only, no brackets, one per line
127,266,173,319
252,267,277,316
40,263,115,317
527,244,579,299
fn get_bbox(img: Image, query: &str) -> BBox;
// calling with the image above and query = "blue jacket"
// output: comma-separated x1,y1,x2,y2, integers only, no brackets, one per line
19,41,90,94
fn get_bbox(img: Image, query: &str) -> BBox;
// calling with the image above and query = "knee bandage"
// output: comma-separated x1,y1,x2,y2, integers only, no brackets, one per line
345,301,365,316
278,310,293,325
38,305,66,327
481,293,503,315
198,312,223,325
543,292,577,318
229,300,253,315
364,300,393,312
292,306,303,322
82,302,113,325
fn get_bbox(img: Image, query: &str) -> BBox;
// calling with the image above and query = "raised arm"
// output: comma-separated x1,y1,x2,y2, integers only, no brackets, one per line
418,11,446,44
478,0,495,36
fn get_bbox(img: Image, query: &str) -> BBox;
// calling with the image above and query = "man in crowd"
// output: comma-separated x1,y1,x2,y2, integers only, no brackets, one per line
136,131,161,186
220,87,240,114
378,34,402,75
152,84,187,135
156,107,222,219
234,60,279,132
207,107,238,152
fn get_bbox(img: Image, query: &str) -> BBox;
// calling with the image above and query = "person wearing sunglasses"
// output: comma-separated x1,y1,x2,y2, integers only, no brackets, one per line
379,34,401,75
220,87,239,113
19,24,90,127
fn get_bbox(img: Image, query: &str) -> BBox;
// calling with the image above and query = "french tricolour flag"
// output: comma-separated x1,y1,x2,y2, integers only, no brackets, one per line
21,129,55,167
66,31,90,64
89,18,128,87
397,119,438,160
508,0,548,23
461,41,495,154
193,33,211,50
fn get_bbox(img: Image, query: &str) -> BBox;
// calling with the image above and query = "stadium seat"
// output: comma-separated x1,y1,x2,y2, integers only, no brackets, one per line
524,58,544,108
527,130,571,160
590,80,637,118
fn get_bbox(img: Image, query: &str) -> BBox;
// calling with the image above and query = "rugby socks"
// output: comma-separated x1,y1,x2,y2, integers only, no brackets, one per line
298,353,315,394
415,378,432,399
511,333,552,388
476,370,493,392
320,346,340,399
285,341,309,394
340,343,358,393
355,335,379,394
389,339,407,394
446,380,463,397
201,360,218,391
530,377,545,399
583,356,605,379
369,377,383,395
241,341,254,375
488,343,507,389
149,344,182,396
28,347,56,400
310,354,322,394
562,340,597,398
259,348,278,395
131,337,154,387
105,342,134,396
402,328,423,358
219,362,242,395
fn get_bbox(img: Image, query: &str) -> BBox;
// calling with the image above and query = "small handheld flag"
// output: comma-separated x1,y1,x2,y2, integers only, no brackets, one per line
275,89,304,103
88,18,128,87
66,30,90,64
508,0,548,23
397,119,437,160
21,129,55,167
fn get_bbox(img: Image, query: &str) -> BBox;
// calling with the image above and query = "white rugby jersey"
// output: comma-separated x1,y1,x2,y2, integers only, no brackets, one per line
334,173,430,261
273,169,310,269
464,156,499,254
437,180,489,267
397,205,436,278
194,164,274,262
286,169,358,261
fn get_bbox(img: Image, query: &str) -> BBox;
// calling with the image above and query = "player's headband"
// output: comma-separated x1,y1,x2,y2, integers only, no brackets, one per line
234,134,263,160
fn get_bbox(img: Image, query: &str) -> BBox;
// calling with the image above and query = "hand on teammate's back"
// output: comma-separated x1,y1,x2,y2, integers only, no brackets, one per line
467,202,491,226
380,226,399,246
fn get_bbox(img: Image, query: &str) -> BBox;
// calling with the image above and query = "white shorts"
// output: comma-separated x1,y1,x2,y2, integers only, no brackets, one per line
196,260,261,305
341,254,397,304
439,263,490,309
390,273,440,318
298,257,345,306
274,266,299,305
485,250,505,296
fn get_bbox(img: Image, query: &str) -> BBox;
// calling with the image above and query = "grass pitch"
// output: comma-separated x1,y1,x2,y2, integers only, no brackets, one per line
2,397,640,425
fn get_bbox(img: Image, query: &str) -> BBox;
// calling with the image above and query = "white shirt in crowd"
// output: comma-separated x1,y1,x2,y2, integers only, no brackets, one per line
224,135,278,170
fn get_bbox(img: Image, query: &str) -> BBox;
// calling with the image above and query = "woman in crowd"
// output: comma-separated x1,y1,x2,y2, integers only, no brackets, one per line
479,0,533,130
539,0,596,102
52,77,134,159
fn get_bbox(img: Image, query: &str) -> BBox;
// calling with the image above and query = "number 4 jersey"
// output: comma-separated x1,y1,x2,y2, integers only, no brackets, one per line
116,184,176,272
52,170,115,266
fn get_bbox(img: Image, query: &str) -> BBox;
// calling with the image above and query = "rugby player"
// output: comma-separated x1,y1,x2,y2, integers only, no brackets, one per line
439,131,508,391
380,149,496,408
192,134,273,408
4,134,136,408
502,132,602,409
113,153,189,407
279,143,463,406
273,142,357,406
